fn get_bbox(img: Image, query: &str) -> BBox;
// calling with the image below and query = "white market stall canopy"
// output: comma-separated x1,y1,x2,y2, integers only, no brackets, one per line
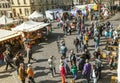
45,9,63,20
12,20,49,32
28,23,50,32
28,11,43,19
0,29,21,42
0,15,14,25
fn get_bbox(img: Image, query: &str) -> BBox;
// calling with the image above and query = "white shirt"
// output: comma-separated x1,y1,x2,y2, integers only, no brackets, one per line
92,69,96,78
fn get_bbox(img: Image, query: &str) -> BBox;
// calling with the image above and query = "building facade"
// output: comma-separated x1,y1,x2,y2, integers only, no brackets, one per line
10,0,72,18
0,0,12,17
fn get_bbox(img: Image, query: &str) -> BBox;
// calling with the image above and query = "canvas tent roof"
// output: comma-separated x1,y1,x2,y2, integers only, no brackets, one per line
12,20,44,32
28,11,43,19
0,29,21,42
0,15,14,25
28,23,50,32
12,20,49,32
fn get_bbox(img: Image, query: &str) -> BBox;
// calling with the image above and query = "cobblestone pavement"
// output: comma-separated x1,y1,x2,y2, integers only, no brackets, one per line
0,13,120,83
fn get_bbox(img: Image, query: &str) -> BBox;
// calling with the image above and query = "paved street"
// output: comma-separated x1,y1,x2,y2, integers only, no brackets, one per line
0,13,120,83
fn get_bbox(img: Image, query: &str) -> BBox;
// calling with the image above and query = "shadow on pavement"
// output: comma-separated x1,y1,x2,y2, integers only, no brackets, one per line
98,71,117,83
45,33,64,44
34,66,48,71
36,59,48,63
34,71,49,78
0,74,12,79
32,44,44,53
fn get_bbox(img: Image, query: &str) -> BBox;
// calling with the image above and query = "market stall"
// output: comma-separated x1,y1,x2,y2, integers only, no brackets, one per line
12,20,50,44
12,20,44,32
0,15,15,25
28,11,43,19
0,29,23,55
0,15,17,30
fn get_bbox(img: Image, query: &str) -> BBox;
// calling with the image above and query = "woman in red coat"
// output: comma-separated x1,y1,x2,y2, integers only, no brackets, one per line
59,62,66,83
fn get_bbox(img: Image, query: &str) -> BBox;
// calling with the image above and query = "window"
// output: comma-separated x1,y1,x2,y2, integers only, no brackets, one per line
23,0,26,4
11,0,14,4
19,9,22,14
8,4,10,8
17,0,20,4
24,8,29,16
3,3,5,8
5,4,7,8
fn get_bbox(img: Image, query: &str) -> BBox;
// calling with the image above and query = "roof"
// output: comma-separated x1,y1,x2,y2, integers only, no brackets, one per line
28,11,43,19
0,15,14,25
0,29,21,42
12,20,48,32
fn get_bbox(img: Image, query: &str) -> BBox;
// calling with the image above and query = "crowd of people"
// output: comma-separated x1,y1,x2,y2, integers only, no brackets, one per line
0,40,36,83
0,7,119,83
47,9,119,83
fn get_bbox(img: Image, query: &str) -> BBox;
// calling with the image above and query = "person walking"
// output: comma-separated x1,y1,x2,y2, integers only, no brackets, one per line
92,65,97,83
69,50,77,66
109,29,113,39
74,37,80,53
78,55,85,71
104,29,109,39
14,54,21,75
3,50,15,71
59,62,66,83
18,63,27,83
48,56,56,77
94,36,99,49
60,43,67,58
28,49,34,63
77,33,83,48
0,53,4,66
63,21,68,36
95,58,102,80
60,56,70,74
27,64,35,83
71,62,77,79
26,43,31,59
83,59,91,83
84,33,89,46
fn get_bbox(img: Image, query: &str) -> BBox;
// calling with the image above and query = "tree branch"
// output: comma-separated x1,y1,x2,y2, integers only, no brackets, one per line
93,0,98,4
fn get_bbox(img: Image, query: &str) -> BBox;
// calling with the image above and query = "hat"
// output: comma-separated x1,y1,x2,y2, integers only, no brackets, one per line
27,64,31,67
50,56,53,59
